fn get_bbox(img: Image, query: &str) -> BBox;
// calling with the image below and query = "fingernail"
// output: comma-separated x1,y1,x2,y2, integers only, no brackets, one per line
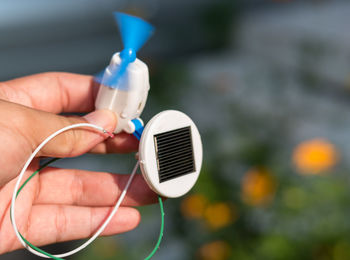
84,110,117,132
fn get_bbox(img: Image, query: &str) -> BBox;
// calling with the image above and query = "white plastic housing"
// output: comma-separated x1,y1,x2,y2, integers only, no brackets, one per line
95,52,150,133
139,110,203,198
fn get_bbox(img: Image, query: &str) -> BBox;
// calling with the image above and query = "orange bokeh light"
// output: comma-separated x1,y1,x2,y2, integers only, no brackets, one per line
181,194,208,219
204,202,237,230
241,168,276,206
198,240,231,260
292,138,338,175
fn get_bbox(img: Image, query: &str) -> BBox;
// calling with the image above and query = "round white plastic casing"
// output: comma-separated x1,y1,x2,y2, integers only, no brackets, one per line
139,110,203,198
95,52,150,133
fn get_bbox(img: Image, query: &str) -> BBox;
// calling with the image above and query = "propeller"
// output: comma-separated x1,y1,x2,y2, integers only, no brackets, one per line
95,12,154,89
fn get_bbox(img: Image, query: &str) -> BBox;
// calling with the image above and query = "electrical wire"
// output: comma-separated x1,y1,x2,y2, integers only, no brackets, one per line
10,123,165,259
10,123,108,258
145,196,164,260
13,158,138,259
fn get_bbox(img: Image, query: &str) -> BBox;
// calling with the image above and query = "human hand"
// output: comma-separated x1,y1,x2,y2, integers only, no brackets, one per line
0,72,157,254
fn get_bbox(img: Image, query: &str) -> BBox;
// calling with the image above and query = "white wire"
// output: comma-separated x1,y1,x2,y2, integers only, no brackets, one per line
10,123,139,259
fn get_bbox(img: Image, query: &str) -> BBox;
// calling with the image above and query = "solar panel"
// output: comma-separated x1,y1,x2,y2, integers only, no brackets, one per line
154,126,196,183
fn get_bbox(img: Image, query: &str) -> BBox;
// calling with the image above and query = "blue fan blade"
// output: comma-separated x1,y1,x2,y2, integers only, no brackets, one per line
114,12,154,53
93,69,106,84
96,13,154,90
102,59,130,89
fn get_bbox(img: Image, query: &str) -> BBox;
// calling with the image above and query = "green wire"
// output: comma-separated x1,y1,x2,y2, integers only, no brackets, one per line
16,158,60,198
145,196,164,260
12,158,165,260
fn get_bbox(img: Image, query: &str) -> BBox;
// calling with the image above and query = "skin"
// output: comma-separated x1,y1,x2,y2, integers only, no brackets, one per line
0,72,158,254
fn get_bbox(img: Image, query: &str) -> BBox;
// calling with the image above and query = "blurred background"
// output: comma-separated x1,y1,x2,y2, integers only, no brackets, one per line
2,0,350,259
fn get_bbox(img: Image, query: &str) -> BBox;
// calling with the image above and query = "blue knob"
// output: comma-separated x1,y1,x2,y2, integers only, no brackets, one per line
120,48,136,63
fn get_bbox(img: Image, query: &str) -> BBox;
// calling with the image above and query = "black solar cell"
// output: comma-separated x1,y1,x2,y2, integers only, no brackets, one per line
154,126,196,183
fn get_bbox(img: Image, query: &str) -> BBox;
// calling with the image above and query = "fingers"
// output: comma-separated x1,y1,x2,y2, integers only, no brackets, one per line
21,205,140,250
0,100,117,158
0,72,98,113
34,167,158,207
36,110,116,158
90,132,139,154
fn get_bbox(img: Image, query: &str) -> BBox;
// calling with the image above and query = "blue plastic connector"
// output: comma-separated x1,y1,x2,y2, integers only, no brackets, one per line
131,118,144,140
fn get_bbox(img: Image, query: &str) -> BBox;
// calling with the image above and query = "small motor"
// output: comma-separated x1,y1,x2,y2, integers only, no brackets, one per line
95,52,150,134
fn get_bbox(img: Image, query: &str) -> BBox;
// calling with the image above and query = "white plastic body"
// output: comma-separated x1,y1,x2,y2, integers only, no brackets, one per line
139,110,203,198
95,52,150,133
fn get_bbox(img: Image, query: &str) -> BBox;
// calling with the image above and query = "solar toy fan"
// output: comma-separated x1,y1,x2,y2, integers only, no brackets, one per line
95,12,203,198
10,11,203,260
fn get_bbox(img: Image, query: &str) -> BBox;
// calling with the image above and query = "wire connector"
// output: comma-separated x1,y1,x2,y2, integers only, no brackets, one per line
103,129,115,138
131,118,144,140
123,118,144,140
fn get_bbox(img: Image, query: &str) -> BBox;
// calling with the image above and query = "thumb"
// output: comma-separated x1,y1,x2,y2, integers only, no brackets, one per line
84,109,116,130
33,109,117,158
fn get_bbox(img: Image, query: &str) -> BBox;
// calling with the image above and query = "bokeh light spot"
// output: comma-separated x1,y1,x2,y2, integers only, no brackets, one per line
198,240,231,260
241,168,276,206
204,202,237,230
292,138,338,175
181,193,208,219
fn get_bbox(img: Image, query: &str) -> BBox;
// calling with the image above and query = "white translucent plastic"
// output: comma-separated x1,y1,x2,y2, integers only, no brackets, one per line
95,53,150,134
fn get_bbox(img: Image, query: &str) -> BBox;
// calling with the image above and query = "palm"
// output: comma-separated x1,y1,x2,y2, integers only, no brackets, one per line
0,73,157,254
